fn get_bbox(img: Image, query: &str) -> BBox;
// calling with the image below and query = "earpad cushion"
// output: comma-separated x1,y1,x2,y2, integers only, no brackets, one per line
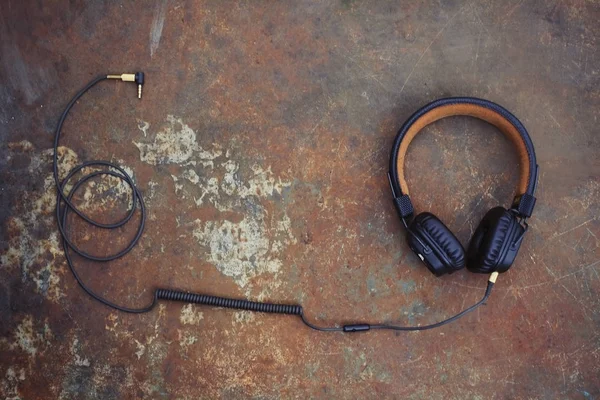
412,213,466,271
467,207,517,273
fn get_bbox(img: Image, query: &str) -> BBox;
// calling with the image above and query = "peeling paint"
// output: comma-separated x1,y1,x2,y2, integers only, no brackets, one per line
2,367,26,400
182,169,200,185
233,311,256,324
134,116,221,165
177,330,198,350
190,160,296,289
11,315,52,358
133,115,297,290
179,304,204,325
134,340,146,360
0,144,125,304
70,338,90,367
193,210,296,289
7,140,33,152
136,119,150,137
1,145,79,302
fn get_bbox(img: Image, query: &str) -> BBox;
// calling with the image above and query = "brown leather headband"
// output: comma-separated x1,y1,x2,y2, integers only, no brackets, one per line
396,103,530,196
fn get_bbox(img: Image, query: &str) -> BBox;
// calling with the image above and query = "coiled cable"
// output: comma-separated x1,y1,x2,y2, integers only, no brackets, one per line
155,289,302,315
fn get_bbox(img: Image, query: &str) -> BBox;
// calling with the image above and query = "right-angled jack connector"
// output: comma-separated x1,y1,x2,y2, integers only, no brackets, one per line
107,72,145,99
135,72,144,99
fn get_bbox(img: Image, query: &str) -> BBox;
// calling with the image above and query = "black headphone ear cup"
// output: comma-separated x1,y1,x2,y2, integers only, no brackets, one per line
467,207,523,273
409,213,466,275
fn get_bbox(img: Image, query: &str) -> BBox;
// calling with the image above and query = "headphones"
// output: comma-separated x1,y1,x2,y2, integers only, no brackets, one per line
388,97,538,277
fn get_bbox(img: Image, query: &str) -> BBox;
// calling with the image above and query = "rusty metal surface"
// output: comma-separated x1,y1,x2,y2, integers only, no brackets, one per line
1,1,599,399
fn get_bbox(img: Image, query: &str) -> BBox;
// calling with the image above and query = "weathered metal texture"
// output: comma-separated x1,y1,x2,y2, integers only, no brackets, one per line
1,1,599,399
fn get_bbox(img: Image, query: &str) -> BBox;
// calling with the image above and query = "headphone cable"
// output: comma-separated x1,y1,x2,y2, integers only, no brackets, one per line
54,74,498,333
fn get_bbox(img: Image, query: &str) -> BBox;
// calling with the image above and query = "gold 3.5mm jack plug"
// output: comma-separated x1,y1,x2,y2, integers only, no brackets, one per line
107,72,145,98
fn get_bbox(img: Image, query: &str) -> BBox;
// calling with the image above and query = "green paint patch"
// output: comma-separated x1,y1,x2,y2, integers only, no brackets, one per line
398,279,416,294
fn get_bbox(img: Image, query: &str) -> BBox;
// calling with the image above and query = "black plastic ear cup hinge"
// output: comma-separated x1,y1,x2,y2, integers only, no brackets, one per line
393,194,414,219
512,194,536,218
511,219,529,249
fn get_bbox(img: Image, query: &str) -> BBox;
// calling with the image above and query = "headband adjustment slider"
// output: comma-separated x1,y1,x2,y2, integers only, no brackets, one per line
511,193,536,218
393,194,414,221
